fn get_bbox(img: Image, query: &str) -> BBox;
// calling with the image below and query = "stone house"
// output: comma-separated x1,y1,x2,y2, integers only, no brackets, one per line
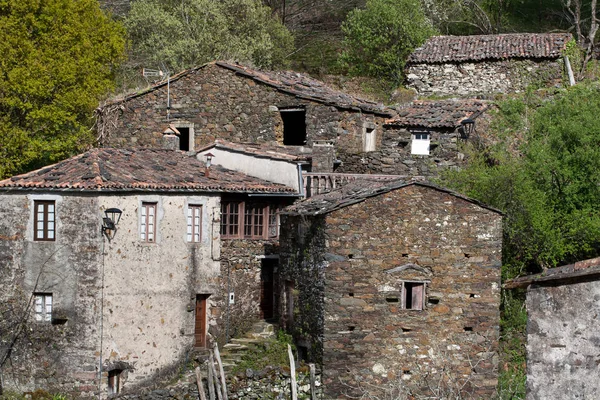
505,257,600,400
406,33,572,97
336,98,490,177
0,148,298,397
278,179,503,399
95,61,392,173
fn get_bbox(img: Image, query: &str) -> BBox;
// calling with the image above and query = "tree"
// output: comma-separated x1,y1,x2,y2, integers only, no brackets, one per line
562,0,599,76
0,0,126,179
339,0,436,85
442,85,600,277
124,0,294,74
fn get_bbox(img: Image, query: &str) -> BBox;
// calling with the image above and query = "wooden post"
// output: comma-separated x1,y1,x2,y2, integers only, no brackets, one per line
209,350,222,400
214,344,228,400
288,344,297,400
309,363,316,400
195,366,208,400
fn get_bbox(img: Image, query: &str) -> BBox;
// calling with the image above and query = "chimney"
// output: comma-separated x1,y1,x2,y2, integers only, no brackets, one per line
204,152,214,178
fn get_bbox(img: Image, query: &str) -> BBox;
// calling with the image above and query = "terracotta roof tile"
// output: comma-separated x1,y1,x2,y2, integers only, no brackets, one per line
282,179,501,215
197,140,312,163
102,62,393,116
409,33,572,64
386,99,489,129
0,148,297,194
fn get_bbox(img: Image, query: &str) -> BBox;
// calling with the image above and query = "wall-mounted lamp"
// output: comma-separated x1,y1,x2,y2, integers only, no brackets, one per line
460,118,476,139
102,208,122,241
204,152,215,178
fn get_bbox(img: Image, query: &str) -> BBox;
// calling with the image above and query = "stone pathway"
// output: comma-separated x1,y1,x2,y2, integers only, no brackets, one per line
220,320,278,371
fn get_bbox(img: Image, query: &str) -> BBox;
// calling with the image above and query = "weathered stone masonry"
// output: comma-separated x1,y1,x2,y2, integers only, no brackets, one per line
279,183,502,399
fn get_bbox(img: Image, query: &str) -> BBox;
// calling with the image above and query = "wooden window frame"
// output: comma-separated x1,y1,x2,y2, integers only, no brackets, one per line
33,292,52,322
140,202,157,243
34,200,56,241
221,201,280,240
401,281,426,311
108,369,122,395
187,204,203,243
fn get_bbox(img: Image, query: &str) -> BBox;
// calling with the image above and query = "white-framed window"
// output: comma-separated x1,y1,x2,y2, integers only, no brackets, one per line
140,202,157,242
402,281,426,310
411,132,430,155
34,293,52,322
34,200,55,241
363,126,376,152
187,205,203,243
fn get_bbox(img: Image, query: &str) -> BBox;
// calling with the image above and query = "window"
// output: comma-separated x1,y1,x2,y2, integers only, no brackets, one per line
187,205,202,243
280,108,307,145
221,201,280,239
108,369,122,395
33,293,52,322
411,132,430,155
363,126,376,152
402,282,425,310
174,122,194,151
140,202,157,242
34,200,55,241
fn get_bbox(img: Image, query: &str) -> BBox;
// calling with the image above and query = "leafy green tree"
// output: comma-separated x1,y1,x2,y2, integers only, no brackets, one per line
0,0,126,179
339,0,436,85
442,84,600,278
124,0,294,73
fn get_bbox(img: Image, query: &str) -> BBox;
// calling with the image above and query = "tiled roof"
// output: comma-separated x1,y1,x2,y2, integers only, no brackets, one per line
102,62,392,116
505,257,600,289
197,140,312,163
0,148,297,194
282,179,501,215
409,33,572,64
386,99,489,129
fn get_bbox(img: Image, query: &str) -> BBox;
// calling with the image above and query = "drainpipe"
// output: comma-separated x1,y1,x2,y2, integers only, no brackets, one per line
297,163,305,198
98,231,106,399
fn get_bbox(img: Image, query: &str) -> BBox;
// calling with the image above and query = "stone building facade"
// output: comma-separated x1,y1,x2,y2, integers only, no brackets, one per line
0,148,297,397
278,180,503,399
95,61,392,173
406,33,572,97
506,257,600,400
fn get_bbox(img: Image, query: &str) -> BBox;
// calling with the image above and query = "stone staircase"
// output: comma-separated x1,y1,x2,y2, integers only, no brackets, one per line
220,320,278,372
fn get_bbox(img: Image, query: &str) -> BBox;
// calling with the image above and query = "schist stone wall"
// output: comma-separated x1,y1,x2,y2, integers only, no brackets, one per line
336,127,466,176
279,185,502,399
526,281,600,399
97,63,387,166
406,59,565,97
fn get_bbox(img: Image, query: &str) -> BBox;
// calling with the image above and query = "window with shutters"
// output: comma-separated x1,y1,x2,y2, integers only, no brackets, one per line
33,293,52,322
140,202,157,242
187,205,202,243
34,200,56,241
402,281,425,310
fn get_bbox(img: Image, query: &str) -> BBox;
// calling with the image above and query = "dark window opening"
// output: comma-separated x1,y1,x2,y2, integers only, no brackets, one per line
108,369,123,395
178,127,190,151
348,254,354,259
297,345,309,362
402,327,412,332
402,253,409,257
428,298,440,305
403,370,412,375
348,292,354,297
348,326,356,331
386,297,399,303
403,282,425,310
469,293,477,298
464,253,471,258
281,108,307,145
464,327,473,332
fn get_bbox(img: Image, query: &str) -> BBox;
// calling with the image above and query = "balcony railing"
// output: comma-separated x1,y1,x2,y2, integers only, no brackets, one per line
303,173,406,197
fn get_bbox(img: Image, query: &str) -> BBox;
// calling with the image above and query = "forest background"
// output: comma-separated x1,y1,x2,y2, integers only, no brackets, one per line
2,0,600,398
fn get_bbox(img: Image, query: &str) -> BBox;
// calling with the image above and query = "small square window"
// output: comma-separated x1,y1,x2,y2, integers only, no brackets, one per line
34,200,55,241
33,293,52,322
187,205,202,243
403,282,425,310
141,202,157,242
363,126,376,152
411,132,430,155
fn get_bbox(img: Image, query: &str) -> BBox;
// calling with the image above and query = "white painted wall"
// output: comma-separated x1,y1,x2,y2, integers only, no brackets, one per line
198,148,300,192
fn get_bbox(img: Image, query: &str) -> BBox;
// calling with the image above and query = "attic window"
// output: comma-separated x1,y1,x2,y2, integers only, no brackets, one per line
402,282,425,310
280,108,307,146
411,132,430,155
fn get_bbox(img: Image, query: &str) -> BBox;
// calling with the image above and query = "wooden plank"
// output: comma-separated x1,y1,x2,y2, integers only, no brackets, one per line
209,350,222,400
195,367,208,400
309,363,316,400
288,344,297,400
214,344,228,400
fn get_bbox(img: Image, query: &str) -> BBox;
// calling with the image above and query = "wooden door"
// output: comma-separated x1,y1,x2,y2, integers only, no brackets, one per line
195,294,209,348
260,260,275,320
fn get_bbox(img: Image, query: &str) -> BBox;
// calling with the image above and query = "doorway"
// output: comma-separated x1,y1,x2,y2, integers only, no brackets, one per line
260,259,277,320
195,294,210,348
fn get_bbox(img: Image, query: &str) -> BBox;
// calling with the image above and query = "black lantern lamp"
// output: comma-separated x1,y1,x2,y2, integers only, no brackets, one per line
102,208,122,240
460,118,476,139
